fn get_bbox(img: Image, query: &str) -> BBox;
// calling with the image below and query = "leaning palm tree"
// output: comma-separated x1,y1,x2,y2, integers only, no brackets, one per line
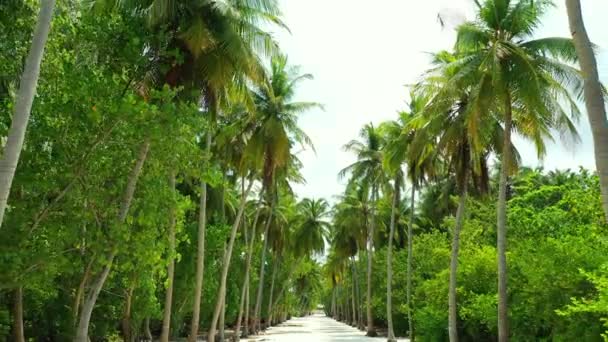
339,123,388,337
453,1,583,339
0,0,56,229
565,0,608,222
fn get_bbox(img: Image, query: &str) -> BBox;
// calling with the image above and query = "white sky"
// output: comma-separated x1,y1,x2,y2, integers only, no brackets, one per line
273,0,608,201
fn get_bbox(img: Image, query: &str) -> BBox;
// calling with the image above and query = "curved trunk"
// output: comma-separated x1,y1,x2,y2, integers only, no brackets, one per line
497,95,512,342
566,0,608,221
350,260,357,326
189,133,212,342
121,285,135,342
73,257,95,324
13,286,24,342
207,179,254,341
0,0,56,228
365,188,377,336
75,138,150,342
386,177,400,341
235,206,261,340
144,317,152,341
160,170,177,342
253,200,275,333
448,175,468,342
266,257,280,327
407,184,415,341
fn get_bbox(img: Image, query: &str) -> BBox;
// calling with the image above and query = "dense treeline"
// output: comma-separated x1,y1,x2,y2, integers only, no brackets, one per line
323,0,608,342
1,0,325,341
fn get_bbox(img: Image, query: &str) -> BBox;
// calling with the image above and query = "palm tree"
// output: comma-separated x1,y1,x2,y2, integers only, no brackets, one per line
339,123,387,337
293,198,331,258
453,1,583,339
414,50,514,341
239,54,319,336
0,0,56,229
565,0,608,222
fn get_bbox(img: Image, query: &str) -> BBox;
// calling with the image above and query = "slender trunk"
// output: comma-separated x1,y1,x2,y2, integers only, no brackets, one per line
189,133,212,342
121,285,135,342
13,286,25,342
497,94,512,342
73,257,95,324
160,170,177,342
350,260,357,327
266,256,280,327
235,206,260,340
253,200,275,333
566,0,608,221
365,188,377,336
449,175,468,342
207,179,254,342
144,317,152,341
243,207,262,337
219,279,226,342
331,287,336,317
354,243,364,330
75,138,150,342
0,0,56,228
407,184,415,341
386,177,400,342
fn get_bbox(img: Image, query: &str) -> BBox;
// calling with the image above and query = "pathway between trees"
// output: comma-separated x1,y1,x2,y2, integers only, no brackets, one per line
243,313,409,341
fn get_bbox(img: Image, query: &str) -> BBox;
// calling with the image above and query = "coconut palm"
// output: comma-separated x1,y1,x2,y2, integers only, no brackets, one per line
339,123,388,336
453,1,583,339
293,198,331,258
565,0,608,222
0,0,56,230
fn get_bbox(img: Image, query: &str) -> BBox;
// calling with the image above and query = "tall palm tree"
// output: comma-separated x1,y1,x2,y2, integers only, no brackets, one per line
339,123,387,337
0,0,56,229
453,1,583,339
565,0,608,222
293,198,331,258
210,54,319,340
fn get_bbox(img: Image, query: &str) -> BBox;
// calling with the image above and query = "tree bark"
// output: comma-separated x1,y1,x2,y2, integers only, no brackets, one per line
207,179,254,341
241,207,262,338
566,0,608,221
75,138,150,342
160,170,177,342
235,206,260,340
189,133,212,342
121,285,135,342
449,175,468,342
144,317,152,341
73,257,95,324
365,188,377,336
497,94,512,342
407,184,415,341
0,0,56,228
386,177,400,342
13,286,25,342
253,200,275,333
266,256,280,327
350,260,357,326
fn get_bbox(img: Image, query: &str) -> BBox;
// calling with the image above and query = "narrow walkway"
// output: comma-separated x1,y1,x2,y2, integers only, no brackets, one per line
242,313,409,341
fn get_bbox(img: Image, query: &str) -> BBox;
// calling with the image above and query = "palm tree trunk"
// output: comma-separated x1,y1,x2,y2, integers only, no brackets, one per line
239,207,262,338
189,133,212,342
350,260,357,326
144,317,152,341
253,200,275,333
207,179,254,342
407,184,416,341
566,0,608,221
0,0,55,228
160,170,177,342
219,285,226,342
497,94,513,342
365,188,377,337
13,286,24,342
331,286,337,317
121,284,135,342
449,175,468,342
75,138,150,342
386,177,400,342
266,257,280,327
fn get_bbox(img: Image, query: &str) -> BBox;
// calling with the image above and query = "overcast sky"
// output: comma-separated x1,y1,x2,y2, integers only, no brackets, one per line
272,0,608,201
